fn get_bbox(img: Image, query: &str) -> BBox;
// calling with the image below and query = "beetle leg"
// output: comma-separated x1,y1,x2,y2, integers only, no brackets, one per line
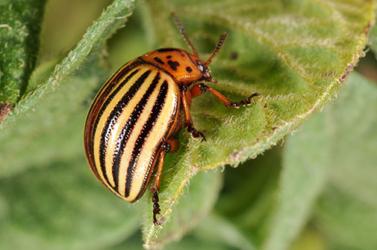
181,89,206,141
191,83,259,109
151,138,179,225
190,83,207,98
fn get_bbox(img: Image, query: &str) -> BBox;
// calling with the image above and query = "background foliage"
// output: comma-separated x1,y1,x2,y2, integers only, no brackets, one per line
0,0,376,249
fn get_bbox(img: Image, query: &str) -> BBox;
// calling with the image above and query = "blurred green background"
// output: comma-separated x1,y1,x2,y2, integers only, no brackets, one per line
0,0,376,250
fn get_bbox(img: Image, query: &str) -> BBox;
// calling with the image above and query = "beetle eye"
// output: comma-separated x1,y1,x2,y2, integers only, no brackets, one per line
198,64,204,72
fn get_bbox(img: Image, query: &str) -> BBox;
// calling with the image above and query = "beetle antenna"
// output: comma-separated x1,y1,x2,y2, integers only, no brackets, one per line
172,13,198,56
205,32,228,66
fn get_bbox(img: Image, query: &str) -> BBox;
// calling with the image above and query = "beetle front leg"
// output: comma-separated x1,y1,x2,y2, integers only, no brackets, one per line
191,83,259,109
151,138,179,225
181,89,206,141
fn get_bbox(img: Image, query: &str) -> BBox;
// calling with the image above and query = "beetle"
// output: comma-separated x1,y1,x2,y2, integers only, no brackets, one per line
84,15,259,225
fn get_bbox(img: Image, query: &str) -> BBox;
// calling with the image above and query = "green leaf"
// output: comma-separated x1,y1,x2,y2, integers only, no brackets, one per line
216,147,282,246
38,0,115,64
0,0,136,176
0,0,135,127
263,73,377,250
0,155,139,250
139,0,375,238
0,1,375,248
313,73,377,250
136,213,256,250
109,233,147,250
143,170,223,249
0,62,100,176
112,228,237,250
175,0,374,167
290,229,326,250
0,0,45,107
262,100,331,250
164,235,232,250
316,188,377,250
192,214,256,250
368,19,377,53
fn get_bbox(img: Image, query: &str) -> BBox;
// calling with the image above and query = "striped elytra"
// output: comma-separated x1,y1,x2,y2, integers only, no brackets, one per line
85,63,180,202
84,16,259,225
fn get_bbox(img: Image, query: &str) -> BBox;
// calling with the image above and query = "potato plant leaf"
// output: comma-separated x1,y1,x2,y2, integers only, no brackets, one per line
0,0,45,111
264,73,377,250
313,74,377,250
192,214,256,250
0,0,136,176
216,147,283,246
143,170,223,249
0,0,135,128
141,0,375,241
262,97,331,250
0,0,375,248
0,61,103,176
0,155,139,250
368,20,377,53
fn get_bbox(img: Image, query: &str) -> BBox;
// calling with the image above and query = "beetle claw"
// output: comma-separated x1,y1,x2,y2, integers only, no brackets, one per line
193,130,206,141
230,92,260,108
188,125,206,141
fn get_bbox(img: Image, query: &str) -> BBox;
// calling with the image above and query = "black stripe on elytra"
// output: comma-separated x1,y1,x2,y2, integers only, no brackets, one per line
92,69,139,138
99,70,151,187
112,72,161,190
88,67,139,172
124,81,168,197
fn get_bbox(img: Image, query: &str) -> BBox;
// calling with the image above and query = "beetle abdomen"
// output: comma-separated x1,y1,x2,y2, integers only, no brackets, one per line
84,63,180,202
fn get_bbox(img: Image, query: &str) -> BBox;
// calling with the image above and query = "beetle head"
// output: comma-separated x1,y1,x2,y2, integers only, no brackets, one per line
173,14,227,84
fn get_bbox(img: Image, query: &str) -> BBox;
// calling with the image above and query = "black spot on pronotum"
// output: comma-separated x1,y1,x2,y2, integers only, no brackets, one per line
166,55,172,59
185,66,193,73
153,57,164,65
167,60,180,71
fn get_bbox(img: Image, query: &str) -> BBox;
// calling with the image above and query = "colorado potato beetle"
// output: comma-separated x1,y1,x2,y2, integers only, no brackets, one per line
84,15,258,225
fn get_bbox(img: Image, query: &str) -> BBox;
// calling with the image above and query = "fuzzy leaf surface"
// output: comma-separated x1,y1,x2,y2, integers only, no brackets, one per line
0,0,45,108
144,170,223,249
313,74,377,250
264,73,377,250
0,156,139,250
0,0,136,176
141,0,375,241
